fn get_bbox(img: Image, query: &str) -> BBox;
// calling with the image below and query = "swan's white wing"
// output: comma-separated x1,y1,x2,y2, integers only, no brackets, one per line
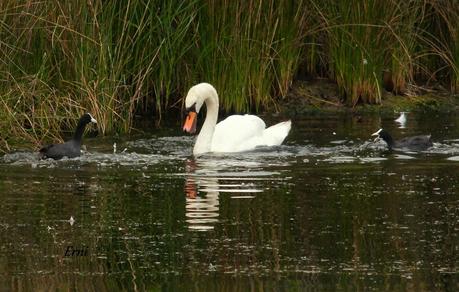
211,114,266,152
262,120,292,146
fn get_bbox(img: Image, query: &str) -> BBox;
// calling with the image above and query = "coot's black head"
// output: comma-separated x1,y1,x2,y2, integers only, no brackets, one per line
79,113,98,125
73,113,97,142
371,128,394,148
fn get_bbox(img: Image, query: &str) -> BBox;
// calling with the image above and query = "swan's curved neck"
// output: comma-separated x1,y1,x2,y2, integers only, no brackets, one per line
194,92,219,155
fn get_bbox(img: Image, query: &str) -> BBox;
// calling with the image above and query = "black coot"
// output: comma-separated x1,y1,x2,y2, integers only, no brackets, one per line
39,113,97,160
371,128,432,151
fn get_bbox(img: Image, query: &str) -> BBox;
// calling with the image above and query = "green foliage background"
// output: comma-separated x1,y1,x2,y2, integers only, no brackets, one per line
0,0,458,151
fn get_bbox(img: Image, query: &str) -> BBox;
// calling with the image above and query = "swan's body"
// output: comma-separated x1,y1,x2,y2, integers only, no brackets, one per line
183,83,291,155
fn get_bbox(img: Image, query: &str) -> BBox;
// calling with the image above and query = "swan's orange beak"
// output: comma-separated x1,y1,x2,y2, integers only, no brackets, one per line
183,111,197,134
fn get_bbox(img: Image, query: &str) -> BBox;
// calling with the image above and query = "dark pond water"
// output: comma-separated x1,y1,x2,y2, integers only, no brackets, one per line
1,112,459,291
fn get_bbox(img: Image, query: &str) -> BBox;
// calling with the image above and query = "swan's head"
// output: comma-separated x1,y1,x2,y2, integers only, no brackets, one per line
184,83,218,113
183,83,218,134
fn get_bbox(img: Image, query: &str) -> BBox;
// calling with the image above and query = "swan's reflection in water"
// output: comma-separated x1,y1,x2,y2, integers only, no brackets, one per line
185,159,220,231
184,157,265,231
185,175,220,231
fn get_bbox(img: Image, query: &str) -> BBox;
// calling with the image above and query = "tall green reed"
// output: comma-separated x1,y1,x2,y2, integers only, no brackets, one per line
421,0,459,92
192,0,311,112
1,0,459,153
315,0,422,105
0,0,200,151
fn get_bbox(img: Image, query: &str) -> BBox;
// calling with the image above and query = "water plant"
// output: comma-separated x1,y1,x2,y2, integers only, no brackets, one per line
314,0,424,105
0,0,459,152
423,0,459,92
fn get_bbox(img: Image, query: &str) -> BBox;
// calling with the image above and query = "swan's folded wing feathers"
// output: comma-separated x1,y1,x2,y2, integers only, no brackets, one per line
211,114,266,152
263,120,292,146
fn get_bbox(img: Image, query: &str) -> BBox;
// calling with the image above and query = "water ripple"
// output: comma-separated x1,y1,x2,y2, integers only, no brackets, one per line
4,136,459,167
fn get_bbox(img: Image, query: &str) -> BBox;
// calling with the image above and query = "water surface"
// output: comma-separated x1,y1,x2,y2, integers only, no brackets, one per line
1,112,458,290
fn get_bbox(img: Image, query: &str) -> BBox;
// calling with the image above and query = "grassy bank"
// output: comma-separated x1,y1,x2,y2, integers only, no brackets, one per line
0,0,458,152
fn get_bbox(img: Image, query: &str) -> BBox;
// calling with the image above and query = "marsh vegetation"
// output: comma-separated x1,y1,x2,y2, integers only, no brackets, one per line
1,0,458,151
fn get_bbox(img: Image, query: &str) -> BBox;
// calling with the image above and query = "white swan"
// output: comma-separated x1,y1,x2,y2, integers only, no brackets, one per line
182,83,292,155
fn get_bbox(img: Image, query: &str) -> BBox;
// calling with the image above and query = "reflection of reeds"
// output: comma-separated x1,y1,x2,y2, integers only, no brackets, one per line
1,1,459,151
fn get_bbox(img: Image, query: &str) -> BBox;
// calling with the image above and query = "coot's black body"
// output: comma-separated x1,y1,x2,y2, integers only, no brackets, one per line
372,128,432,151
39,113,97,160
